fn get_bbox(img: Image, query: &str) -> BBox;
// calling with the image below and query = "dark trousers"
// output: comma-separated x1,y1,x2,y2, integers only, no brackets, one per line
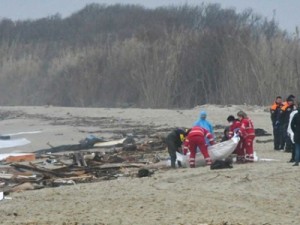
295,143,300,164
166,136,179,168
273,125,284,149
290,144,296,162
282,124,293,152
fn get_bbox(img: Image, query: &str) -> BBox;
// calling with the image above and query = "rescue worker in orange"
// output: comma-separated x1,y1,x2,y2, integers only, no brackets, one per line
227,115,244,163
183,126,215,168
270,96,284,150
279,95,296,152
237,111,256,162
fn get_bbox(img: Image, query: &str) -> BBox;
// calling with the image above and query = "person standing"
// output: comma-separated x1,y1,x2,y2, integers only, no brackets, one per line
270,96,284,150
193,111,214,134
287,105,298,162
279,95,296,152
237,111,256,162
165,128,186,168
183,126,215,168
227,115,244,163
194,111,214,145
291,106,300,166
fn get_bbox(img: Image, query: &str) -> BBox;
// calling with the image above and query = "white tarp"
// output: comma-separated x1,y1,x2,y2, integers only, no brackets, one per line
176,136,240,167
0,138,31,149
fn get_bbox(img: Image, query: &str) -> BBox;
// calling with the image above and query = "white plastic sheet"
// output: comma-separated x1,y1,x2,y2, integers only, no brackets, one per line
176,136,240,167
0,138,31,149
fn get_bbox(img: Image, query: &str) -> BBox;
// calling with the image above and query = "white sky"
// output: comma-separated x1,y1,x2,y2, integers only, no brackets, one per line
0,0,299,33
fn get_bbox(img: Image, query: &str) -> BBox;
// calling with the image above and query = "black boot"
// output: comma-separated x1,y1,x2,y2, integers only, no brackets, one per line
177,161,182,168
288,158,295,163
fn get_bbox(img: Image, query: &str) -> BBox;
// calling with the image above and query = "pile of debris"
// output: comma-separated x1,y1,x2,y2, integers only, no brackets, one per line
0,135,168,195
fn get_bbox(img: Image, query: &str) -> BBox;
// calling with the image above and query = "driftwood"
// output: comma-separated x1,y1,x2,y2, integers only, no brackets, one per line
0,133,165,193
7,182,44,193
11,163,68,178
73,152,87,167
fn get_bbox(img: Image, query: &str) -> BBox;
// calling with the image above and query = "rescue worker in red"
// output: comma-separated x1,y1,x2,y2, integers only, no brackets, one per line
183,126,215,168
270,96,284,150
237,111,256,162
227,115,244,163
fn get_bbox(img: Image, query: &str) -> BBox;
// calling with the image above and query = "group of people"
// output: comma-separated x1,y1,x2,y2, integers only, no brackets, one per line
270,94,300,166
166,110,256,168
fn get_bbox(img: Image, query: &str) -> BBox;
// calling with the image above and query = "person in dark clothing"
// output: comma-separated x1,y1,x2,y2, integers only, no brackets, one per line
221,126,230,142
270,96,284,150
291,106,300,166
287,108,298,162
279,95,296,152
166,128,187,168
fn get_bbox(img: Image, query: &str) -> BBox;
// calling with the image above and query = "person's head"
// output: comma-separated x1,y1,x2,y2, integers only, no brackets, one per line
227,115,235,125
286,96,295,105
287,94,295,100
200,111,207,120
237,110,247,120
287,95,295,106
275,96,282,104
177,128,186,142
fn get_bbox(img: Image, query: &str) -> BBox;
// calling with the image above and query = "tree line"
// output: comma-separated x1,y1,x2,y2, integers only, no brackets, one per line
0,3,299,108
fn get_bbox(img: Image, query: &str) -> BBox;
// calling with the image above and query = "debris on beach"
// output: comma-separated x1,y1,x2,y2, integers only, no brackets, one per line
0,133,167,195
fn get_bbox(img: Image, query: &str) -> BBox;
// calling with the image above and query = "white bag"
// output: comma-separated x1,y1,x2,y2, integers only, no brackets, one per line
176,136,240,167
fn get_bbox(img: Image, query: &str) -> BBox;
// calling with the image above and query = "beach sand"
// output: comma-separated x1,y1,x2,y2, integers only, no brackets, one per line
0,105,298,225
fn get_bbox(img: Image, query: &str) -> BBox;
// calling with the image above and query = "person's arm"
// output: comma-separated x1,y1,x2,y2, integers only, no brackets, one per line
209,122,214,134
204,129,215,145
182,139,189,155
291,114,297,133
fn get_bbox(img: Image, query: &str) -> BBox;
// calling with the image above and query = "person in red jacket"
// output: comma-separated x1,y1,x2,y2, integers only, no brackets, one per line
227,115,244,163
183,126,215,168
237,111,256,162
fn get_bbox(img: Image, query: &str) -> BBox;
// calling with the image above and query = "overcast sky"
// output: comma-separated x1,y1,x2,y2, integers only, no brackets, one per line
0,0,299,33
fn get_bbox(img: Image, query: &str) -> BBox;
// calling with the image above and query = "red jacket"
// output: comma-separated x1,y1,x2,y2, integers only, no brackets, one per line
184,126,214,144
228,120,241,138
239,118,255,138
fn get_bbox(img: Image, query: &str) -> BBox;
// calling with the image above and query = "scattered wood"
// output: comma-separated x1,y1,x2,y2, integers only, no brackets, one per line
8,182,44,193
5,153,36,163
73,152,87,167
0,134,169,193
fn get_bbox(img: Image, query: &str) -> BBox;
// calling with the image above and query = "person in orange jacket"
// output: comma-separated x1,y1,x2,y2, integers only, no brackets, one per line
183,126,215,168
270,96,284,150
237,111,256,162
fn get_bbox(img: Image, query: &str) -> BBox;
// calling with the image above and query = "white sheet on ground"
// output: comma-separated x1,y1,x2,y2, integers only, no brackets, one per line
0,138,31,149
3,130,41,136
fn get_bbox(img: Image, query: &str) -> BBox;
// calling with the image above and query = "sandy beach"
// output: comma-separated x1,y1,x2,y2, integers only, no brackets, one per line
0,105,298,225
